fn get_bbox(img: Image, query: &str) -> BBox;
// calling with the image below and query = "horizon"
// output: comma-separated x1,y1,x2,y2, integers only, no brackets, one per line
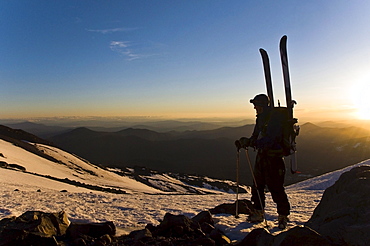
1,1,370,121
1,115,370,131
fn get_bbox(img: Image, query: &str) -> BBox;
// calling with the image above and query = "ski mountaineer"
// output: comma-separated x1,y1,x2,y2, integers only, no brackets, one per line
235,94,290,229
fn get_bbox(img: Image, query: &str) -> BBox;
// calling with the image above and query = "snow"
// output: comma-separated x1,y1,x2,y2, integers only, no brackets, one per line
0,138,369,242
0,140,161,194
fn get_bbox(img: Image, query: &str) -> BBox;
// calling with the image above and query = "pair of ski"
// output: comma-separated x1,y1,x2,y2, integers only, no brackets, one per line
259,35,299,174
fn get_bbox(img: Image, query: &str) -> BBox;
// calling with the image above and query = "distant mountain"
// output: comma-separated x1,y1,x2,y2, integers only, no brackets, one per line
49,127,244,183
4,120,370,186
3,119,251,135
0,128,244,194
297,122,370,175
47,122,370,185
4,121,70,138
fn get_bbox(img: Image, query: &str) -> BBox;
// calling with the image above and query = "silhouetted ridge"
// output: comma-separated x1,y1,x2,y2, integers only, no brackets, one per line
0,125,59,163
0,125,52,145
300,122,320,131
69,127,97,135
116,128,172,141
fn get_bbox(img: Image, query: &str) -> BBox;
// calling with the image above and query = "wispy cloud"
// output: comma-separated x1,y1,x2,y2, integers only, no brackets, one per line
110,41,130,49
86,26,149,61
87,27,137,34
109,41,142,61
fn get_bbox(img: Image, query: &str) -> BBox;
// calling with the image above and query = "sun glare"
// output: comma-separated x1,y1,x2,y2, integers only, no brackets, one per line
351,80,370,120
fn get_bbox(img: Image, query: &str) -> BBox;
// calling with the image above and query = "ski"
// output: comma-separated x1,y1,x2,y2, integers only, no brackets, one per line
259,48,275,108
279,35,299,174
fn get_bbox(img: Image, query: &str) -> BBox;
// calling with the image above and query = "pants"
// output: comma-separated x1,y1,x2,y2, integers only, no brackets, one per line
251,152,290,216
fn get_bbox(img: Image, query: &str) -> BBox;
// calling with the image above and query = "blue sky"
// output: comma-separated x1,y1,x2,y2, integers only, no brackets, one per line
1,0,370,122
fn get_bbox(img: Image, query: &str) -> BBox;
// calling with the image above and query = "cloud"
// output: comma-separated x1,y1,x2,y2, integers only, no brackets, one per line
109,41,141,61
87,27,147,61
110,41,130,49
87,27,137,34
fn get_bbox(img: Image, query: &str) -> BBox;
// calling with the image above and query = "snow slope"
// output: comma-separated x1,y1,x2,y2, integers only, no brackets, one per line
0,139,166,194
1,138,369,241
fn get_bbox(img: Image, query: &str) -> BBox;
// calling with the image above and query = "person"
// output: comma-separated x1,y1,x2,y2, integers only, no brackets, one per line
235,94,290,229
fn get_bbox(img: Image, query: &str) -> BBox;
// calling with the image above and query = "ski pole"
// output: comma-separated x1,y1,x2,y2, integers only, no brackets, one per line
235,148,240,218
244,148,269,229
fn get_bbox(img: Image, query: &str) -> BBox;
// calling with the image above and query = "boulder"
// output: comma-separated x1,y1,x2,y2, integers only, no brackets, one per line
306,165,370,245
115,211,230,245
236,228,274,246
0,211,69,246
273,226,331,246
129,228,152,243
156,212,202,237
66,221,116,240
209,199,253,215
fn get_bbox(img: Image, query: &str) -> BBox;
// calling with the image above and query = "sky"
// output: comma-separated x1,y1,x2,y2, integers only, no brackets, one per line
1,0,370,122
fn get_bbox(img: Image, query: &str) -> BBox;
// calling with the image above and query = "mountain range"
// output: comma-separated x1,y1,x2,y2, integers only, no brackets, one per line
3,121,370,185
0,124,246,194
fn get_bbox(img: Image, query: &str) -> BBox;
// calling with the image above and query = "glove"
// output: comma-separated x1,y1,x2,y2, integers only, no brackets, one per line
239,137,251,149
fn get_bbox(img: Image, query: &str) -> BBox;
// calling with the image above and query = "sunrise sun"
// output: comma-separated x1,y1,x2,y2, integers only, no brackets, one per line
351,80,370,120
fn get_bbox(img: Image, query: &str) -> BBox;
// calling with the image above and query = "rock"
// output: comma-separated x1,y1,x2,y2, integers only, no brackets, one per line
236,228,274,246
273,226,331,246
7,163,26,171
209,199,253,215
98,234,112,245
0,161,8,168
200,222,215,234
129,228,152,242
209,228,231,245
67,221,116,240
306,165,370,245
0,211,69,246
192,210,214,226
156,213,199,237
192,237,216,246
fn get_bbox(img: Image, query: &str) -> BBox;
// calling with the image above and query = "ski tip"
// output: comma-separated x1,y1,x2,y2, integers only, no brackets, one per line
280,35,287,47
259,48,267,54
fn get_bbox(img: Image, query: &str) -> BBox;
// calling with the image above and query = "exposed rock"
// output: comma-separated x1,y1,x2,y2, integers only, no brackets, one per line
306,165,370,245
192,210,214,226
273,226,331,246
113,211,231,245
0,161,8,168
129,228,153,243
0,211,69,246
0,211,115,246
67,221,116,240
7,163,26,171
209,199,253,215
236,227,274,246
209,228,231,245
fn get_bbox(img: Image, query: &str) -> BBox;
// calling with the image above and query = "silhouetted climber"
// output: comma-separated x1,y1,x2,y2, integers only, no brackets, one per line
235,94,290,229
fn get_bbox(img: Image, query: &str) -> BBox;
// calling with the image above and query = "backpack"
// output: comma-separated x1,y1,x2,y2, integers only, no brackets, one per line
268,107,299,156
